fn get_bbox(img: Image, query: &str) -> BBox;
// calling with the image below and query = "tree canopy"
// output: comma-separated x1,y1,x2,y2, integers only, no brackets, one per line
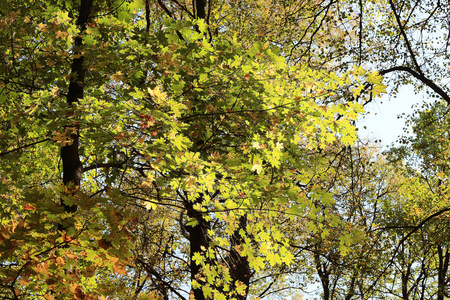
1,0,450,299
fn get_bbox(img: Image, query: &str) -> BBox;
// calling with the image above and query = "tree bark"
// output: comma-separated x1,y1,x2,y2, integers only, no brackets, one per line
401,265,411,300
379,66,450,105
185,195,210,300
59,0,94,228
228,215,250,300
195,0,206,19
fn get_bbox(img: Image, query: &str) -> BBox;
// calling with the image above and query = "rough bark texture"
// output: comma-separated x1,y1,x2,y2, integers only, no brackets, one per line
60,0,94,219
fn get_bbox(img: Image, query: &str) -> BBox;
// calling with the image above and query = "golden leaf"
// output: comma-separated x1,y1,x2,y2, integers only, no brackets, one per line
112,71,124,82
113,262,127,275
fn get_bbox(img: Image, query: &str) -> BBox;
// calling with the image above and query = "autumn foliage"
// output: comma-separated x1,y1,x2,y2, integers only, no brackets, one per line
2,0,450,299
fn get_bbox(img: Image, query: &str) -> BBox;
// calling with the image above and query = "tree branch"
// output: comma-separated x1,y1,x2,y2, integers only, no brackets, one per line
388,0,423,75
365,207,450,295
136,258,187,300
82,162,126,172
380,66,450,105
156,0,185,41
0,138,51,157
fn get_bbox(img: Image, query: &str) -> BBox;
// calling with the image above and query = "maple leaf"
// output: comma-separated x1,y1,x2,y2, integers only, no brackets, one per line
251,163,263,174
112,262,127,275
112,71,124,82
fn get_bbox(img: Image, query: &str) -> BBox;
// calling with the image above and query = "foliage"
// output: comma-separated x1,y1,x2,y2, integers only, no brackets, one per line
6,0,450,299
0,0,388,299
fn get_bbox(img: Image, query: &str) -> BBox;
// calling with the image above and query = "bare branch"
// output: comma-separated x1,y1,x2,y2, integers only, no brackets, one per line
380,66,450,104
365,207,450,295
82,162,126,172
388,0,423,75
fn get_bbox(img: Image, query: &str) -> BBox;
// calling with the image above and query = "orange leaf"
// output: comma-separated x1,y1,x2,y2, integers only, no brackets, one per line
55,256,65,266
35,262,49,274
22,204,36,211
113,262,127,275
44,294,55,300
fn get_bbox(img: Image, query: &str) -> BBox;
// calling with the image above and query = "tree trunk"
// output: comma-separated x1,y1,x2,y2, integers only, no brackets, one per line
195,0,206,19
186,1,212,298
314,253,330,300
401,265,411,300
437,245,449,300
228,215,250,300
344,271,357,300
185,196,210,300
59,0,94,230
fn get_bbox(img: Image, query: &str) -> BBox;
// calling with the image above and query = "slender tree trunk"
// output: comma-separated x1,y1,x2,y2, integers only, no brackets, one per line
437,245,449,300
401,265,411,300
344,271,357,300
314,253,330,300
59,0,94,230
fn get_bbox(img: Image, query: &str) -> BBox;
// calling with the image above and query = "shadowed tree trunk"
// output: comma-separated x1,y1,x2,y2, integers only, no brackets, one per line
315,252,331,300
185,195,211,300
228,215,250,300
59,0,94,230
437,245,449,300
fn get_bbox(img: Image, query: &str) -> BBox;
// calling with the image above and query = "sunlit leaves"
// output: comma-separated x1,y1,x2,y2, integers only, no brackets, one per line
0,0,389,298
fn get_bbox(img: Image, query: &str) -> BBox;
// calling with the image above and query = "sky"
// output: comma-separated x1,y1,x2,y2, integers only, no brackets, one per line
356,85,430,148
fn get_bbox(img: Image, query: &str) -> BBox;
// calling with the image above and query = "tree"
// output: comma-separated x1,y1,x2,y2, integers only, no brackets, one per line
0,0,385,299
381,100,450,300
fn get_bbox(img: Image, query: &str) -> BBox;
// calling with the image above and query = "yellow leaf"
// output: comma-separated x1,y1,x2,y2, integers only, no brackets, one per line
251,163,262,174
37,23,46,31
148,86,166,100
112,71,124,82
235,280,247,296
145,201,156,210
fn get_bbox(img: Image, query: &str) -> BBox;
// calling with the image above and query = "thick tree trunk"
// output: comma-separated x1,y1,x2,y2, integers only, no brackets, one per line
228,215,250,300
195,0,206,19
186,1,212,298
185,196,210,300
59,0,94,228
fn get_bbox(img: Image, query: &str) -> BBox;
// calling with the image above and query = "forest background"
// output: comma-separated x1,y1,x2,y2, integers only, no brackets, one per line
1,0,450,299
